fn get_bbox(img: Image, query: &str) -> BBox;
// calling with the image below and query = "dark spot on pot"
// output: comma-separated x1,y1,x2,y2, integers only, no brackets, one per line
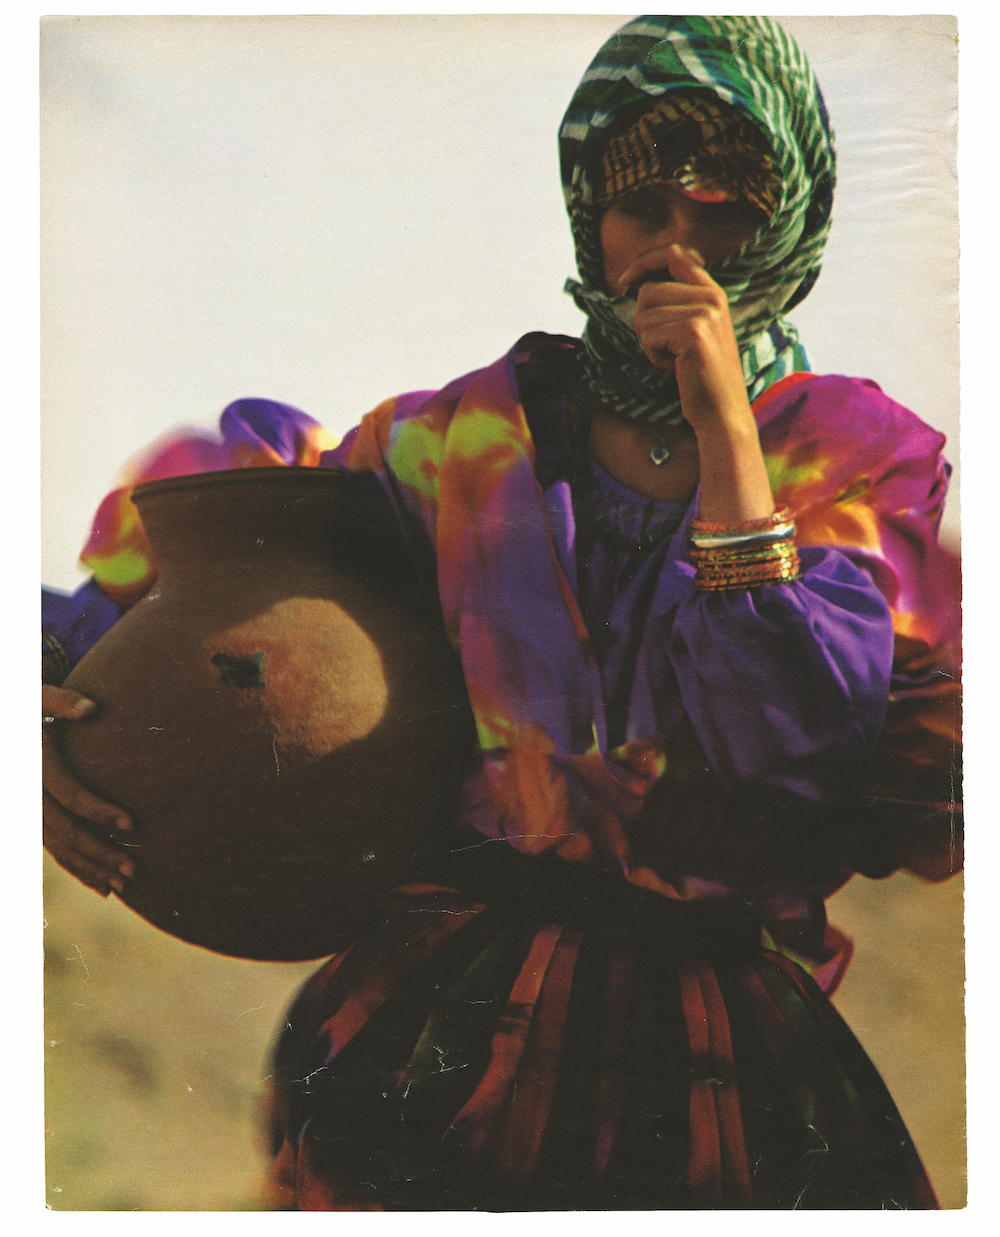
211,652,268,689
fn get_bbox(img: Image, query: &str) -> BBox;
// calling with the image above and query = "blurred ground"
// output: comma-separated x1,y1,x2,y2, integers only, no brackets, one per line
827,868,966,1207
43,854,316,1211
43,854,964,1211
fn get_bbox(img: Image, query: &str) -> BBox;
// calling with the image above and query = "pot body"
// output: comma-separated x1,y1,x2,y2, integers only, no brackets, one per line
61,468,474,960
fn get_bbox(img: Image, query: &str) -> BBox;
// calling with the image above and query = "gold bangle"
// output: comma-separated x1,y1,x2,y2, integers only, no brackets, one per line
689,506,794,538
695,561,801,584
692,542,801,591
689,542,799,567
693,545,798,569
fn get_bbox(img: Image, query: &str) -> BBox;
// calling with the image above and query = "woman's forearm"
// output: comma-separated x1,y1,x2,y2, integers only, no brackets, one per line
691,413,774,524
625,245,775,524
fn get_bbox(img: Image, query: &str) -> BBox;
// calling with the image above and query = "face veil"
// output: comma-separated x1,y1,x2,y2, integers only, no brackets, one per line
560,15,836,425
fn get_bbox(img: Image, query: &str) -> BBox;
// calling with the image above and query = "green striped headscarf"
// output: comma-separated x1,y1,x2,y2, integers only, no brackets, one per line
561,15,836,424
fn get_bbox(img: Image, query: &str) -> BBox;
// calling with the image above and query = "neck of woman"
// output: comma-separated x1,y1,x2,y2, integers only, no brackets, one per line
587,406,700,502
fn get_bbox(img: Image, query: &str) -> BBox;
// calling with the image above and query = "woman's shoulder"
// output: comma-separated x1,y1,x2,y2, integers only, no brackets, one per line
752,371,950,517
753,372,946,459
327,333,581,478
364,333,581,425
433,331,581,416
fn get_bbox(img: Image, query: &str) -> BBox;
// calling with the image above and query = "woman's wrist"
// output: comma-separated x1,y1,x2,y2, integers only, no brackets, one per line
688,507,801,590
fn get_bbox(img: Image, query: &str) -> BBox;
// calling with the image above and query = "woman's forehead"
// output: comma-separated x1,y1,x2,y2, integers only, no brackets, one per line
596,91,779,219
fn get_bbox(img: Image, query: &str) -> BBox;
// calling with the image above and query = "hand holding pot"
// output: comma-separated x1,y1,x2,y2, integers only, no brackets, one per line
43,685,135,897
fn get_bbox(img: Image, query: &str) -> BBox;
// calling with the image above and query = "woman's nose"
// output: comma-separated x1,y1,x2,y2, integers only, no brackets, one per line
656,196,702,246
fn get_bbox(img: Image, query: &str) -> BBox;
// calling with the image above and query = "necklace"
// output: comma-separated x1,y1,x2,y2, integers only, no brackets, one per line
568,387,692,553
642,421,691,466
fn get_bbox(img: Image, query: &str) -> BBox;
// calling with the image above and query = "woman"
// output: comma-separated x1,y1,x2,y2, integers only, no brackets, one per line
43,16,960,1210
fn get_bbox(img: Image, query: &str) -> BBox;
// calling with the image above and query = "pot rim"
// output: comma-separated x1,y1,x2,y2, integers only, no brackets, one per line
132,465,347,502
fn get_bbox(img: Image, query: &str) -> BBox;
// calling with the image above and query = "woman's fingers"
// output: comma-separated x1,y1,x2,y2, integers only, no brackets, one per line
42,683,137,895
43,684,98,721
634,293,732,367
620,243,730,369
625,245,739,376
42,730,132,833
43,793,136,896
617,241,762,464
634,269,728,320
42,686,132,831
616,243,713,294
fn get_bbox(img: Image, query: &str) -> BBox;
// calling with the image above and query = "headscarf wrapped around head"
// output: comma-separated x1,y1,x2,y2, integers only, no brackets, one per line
561,15,836,424
596,90,781,216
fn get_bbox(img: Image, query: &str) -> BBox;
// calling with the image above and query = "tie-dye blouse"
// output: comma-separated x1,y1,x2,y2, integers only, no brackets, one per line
47,333,960,970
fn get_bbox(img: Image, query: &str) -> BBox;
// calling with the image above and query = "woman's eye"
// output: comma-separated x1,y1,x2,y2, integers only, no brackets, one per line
617,192,666,223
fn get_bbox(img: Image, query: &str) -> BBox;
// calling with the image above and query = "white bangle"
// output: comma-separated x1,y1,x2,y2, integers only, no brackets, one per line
690,521,796,549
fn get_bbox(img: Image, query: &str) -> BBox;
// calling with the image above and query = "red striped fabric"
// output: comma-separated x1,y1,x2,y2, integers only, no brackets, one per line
593,952,635,1177
269,893,940,1210
443,924,564,1157
494,926,584,1181
317,903,486,1062
678,958,752,1206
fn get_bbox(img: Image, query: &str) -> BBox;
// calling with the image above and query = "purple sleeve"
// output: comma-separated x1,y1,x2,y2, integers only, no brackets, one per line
667,545,894,805
43,579,123,671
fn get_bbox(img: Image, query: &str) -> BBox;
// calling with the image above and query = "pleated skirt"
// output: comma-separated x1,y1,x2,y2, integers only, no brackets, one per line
264,876,937,1211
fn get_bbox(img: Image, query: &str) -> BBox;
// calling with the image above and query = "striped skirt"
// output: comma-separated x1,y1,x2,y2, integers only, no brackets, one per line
264,859,937,1211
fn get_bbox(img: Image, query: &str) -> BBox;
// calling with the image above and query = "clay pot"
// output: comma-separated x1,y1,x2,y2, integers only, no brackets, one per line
60,468,475,961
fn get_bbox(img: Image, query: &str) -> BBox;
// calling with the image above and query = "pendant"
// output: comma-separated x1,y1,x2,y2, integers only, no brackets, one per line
649,444,671,466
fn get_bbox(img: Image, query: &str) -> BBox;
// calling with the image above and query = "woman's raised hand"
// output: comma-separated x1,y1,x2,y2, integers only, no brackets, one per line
43,686,135,897
618,243,752,433
617,242,775,525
